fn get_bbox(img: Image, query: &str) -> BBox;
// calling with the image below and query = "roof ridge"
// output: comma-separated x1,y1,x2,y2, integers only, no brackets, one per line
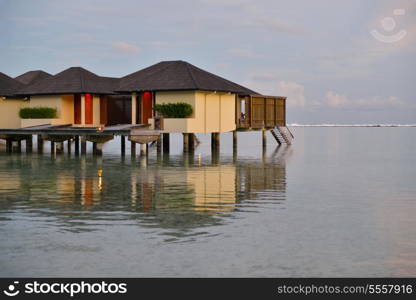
79,69,85,92
183,61,199,89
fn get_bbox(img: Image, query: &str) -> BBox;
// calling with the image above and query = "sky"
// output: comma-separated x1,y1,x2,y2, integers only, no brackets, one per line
0,0,415,124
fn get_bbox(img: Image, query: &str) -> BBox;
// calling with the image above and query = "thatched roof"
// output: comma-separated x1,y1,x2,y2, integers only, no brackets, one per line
15,70,52,85
0,72,25,97
18,67,120,96
118,60,257,95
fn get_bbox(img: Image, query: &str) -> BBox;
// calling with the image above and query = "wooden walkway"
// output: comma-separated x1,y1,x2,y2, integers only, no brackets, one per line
0,124,151,136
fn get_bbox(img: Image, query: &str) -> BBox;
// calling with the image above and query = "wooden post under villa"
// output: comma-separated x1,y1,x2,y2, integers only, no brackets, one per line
74,136,80,155
50,141,55,155
140,143,147,156
131,141,136,157
183,133,189,153
156,136,162,153
56,142,64,154
233,131,237,150
262,128,267,148
211,148,220,165
233,131,237,160
162,133,170,153
95,143,103,155
37,135,44,153
121,136,126,156
13,140,22,153
26,136,33,153
67,139,71,154
81,137,87,155
211,132,220,151
92,142,97,155
188,133,195,152
6,139,12,153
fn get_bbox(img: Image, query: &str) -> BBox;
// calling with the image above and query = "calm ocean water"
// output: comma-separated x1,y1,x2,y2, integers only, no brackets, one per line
0,127,415,277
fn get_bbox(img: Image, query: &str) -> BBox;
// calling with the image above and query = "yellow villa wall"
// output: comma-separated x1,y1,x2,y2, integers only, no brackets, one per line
93,95,101,126
26,94,101,127
151,90,236,133
0,97,27,129
28,95,74,125
61,95,75,124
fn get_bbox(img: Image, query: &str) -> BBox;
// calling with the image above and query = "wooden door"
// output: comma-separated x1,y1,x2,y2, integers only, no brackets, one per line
74,94,81,124
106,95,132,125
99,96,108,125
85,93,93,125
141,91,153,125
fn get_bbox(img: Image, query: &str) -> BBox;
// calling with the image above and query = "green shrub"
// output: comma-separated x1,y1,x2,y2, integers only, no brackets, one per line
153,102,193,118
19,107,57,119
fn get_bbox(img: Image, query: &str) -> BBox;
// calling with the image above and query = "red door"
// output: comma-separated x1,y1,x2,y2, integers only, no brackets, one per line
74,94,81,124
142,92,153,124
85,93,93,125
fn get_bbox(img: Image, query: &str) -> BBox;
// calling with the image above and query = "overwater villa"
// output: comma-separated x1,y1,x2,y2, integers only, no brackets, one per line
0,61,292,154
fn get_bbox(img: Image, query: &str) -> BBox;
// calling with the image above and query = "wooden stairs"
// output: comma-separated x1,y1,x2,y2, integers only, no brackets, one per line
271,126,294,145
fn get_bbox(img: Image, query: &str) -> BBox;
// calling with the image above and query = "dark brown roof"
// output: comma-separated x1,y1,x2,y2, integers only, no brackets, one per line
15,70,52,85
0,72,25,97
118,60,257,95
18,67,120,96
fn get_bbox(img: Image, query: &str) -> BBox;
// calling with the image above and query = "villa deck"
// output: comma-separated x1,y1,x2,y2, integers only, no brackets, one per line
0,123,163,155
0,123,149,136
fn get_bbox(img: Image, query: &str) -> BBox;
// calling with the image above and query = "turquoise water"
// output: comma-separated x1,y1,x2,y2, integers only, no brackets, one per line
0,127,415,277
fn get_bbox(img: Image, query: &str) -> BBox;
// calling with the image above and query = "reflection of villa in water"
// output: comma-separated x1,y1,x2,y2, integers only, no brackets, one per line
0,152,288,234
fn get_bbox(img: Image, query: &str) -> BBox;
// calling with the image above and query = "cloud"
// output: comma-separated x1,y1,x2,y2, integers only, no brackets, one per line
275,81,405,111
143,41,200,47
251,73,278,82
111,41,140,55
326,91,404,110
239,17,305,34
227,48,259,58
277,81,306,108
326,91,348,108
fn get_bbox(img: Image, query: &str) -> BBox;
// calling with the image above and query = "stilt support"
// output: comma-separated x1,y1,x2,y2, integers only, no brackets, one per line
37,135,44,153
74,136,80,155
188,133,195,152
162,133,170,153
140,143,147,156
92,142,97,155
50,141,56,155
156,136,162,153
233,131,237,150
131,141,136,157
93,142,103,155
211,132,220,151
6,139,12,153
26,136,33,153
12,140,22,153
67,139,71,155
121,136,126,156
81,137,87,155
56,142,64,154
183,133,189,153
